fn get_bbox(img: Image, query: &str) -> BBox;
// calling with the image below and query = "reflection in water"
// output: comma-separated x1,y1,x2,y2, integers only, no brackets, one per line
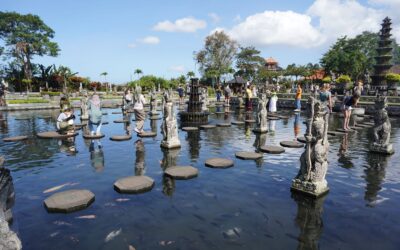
253,133,267,151
81,120,89,136
160,148,179,197
292,192,326,250
0,112,8,134
0,167,15,223
186,131,200,160
58,137,77,155
162,175,175,197
150,119,157,133
294,113,301,139
134,139,145,176
269,120,276,135
123,113,132,135
364,153,389,206
338,134,353,169
89,140,104,172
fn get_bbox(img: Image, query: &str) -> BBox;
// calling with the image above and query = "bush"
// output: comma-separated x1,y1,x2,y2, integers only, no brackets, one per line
8,99,49,104
41,91,61,96
208,87,215,97
337,75,351,84
386,73,400,83
322,76,332,83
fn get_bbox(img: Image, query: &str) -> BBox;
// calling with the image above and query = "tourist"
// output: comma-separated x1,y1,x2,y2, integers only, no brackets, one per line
319,83,332,113
252,85,258,98
56,107,75,134
133,87,146,134
245,84,253,111
224,85,231,105
59,94,70,112
177,85,184,104
88,94,103,135
123,88,133,112
354,81,363,97
294,83,302,112
269,91,278,113
216,85,222,102
342,92,360,130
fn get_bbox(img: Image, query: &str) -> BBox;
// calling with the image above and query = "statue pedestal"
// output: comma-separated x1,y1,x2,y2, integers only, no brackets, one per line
161,140,181,149
253,128,268,134
81,115,89,120
291,179,329,197
370,143,395,155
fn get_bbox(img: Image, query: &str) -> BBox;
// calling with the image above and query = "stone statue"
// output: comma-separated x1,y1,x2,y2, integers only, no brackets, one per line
149,91,158,115
292,96,330,197
253,93,268,133
161,91,181,149
135,140,145,176
370,96,394,154
80,92,89,120
201,87,208,111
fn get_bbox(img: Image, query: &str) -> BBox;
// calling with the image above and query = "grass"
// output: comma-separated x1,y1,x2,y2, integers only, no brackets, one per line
7,99,49,104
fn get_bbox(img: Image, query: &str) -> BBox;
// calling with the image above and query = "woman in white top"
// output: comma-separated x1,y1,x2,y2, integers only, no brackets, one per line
268,91,278,113
133,87,146,134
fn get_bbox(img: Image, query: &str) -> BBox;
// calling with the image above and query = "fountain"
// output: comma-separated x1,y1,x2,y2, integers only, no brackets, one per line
179,78,209,126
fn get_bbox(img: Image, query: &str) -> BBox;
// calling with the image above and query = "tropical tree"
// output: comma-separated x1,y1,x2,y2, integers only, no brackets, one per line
195,31,238,86
52,65,78,92
0,11,60,91
235,46,264,81
186,71,195,80
38,64,54,90
134,69,143,80
100,72,108,82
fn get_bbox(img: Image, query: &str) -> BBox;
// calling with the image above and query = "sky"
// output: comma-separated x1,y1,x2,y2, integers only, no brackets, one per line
1,0,399,84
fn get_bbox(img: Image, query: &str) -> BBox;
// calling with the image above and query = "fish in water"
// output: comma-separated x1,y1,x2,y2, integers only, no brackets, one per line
105,228,122,242
43,183,71,193
76,215,96,219
116,198,130,202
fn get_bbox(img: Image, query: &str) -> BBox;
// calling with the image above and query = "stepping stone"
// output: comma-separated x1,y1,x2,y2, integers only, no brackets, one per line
102,112,108,115
114,119,130,123
112,112,122,114
231,121,245,125
205,158,234,169
349,126,363,130
199,124,216,129
38,116,52,119
74,123,84,128
110,135,132,141
280,140,304,148
268,117,280,120
102,122,109,125
114,176,155,194
297,136,306,143
215,112,225,115
355,124,372,128
164,166,199,180
259,145,285,154
336,128,356,133
15,117,30,120
327,131,345,136
3,136,28,142
245,119,256,123
277,115,289,119
138,131,157,137
37,131,78,139
44,189,95,213
235,151,263,160
182,127,198,132
149,116,161,120
82,134,105,139
216,123,231,127
362,122,375,126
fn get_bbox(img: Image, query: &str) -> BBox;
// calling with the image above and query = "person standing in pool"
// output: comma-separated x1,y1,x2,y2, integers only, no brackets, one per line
56,107,75,134
88,94,103,136
319,83,332,113
177,85,184,105
342,92,360,131
133,87,146,134
294,83,302,112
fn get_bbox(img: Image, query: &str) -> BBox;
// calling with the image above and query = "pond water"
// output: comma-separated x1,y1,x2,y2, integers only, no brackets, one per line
0,106,399,250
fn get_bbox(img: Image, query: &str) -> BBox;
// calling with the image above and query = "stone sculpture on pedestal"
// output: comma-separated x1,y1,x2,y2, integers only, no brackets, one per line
291,96,330,197
149,91,158,116
161,92,181,149
370,96,394,154
80,93,89,120
201,87,208,111
253,93,268,133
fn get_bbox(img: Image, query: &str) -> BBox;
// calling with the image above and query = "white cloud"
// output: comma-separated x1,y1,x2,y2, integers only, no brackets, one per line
137,36,160,45
369,0,400,9
169,65,186,73
127,43,137,48
208,13,220,24
153,17,207,33
226,10,324,48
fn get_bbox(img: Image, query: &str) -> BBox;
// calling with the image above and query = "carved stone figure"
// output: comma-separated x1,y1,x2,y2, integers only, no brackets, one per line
370,96,394,154
291,96,330,197
253,93,268,133
161,92,181,149
201,87,208,111
149,91,158,115
80,93,89,120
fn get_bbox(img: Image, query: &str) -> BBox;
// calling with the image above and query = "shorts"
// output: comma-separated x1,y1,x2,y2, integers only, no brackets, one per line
344,105,352,110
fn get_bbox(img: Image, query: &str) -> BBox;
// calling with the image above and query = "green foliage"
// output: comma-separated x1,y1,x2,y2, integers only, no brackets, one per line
195,31,238,83
128,75,169,91
8,99,49,104
235,46,264,81
386,73,400,83
322,76,332,83
285,64,307,80
41,91,61,96
337,75,351,83
207,87,215,97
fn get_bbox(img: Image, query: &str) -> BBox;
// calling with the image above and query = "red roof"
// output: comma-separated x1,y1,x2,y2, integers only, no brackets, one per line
265,57,278,65
390,65,400,74
304,69,326,80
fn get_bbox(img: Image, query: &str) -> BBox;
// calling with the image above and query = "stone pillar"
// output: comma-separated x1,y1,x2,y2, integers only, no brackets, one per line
149,92,158,116
161,92,181,149
253,94,268,133
370,96,394,154
291,96,330,197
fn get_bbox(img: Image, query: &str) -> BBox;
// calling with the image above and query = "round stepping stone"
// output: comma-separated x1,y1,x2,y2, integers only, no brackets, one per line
149,116,161,120
327,131,345,136
182,127,198,132
82,134,105,139
216,123,231,127
102,112,108,115
3,135,28,142
164,166,199,180
114,119,130,123
362,122,375,126
215,112,225,115
235,151,263,160
37,131,78,139
355,124,372,128
259,145,285,154
245,119,256,123
114,176,155,194
297,136,307,143
205,158,234,169
15,117,30,120
102,122,109,125
38,116,52,119
110,135,132,141
112,112,122,114
349,126,363,130
280,140,304,148
44,189,95,213
336,128,356,133
199,124,216,130
231,121,245,125
138,131,157,137
268,117,280,120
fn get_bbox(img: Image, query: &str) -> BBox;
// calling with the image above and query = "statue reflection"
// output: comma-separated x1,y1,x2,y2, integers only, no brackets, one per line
160,148,179,197
134,139,145,176
292,192,327,250
253,133,267,152
81,120,90,136
58,137,77,155
89,140,104,172
294,113,301,139
150,119,157,134
337,134,353,169
364,153,389,207
123,113,133,135
269,120,276,135
186,131,200,160
0,112,8,134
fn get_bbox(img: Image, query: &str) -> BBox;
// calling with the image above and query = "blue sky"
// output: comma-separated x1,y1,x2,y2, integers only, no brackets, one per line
1,0,399,84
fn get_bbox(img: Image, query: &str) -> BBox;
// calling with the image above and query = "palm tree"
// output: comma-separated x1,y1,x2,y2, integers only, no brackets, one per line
134,69,143,80
53,66,78,93
100,72,108,82
186,71,195,80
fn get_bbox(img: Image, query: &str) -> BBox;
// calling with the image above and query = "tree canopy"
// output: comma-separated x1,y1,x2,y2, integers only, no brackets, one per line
235,46,264,81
